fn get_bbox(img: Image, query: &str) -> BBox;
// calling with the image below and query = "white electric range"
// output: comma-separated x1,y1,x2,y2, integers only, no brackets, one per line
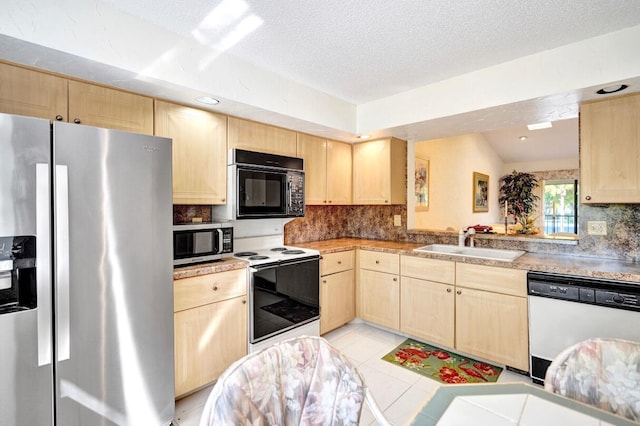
235,245,321,352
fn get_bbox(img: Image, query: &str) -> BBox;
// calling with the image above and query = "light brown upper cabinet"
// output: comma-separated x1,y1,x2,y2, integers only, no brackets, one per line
155,101,228,204
580,93,640,203
352,137,407,205
297,134,352,205
0,61,68,121
68,80,154,135
228,116,297,156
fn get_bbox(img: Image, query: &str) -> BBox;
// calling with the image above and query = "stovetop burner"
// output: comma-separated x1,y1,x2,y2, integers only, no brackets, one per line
282,249,305,255
233,245,320,266
235,251,258,257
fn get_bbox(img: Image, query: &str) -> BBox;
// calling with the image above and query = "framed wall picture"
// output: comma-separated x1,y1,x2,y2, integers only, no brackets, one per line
415,157,429,211
473,172,489,212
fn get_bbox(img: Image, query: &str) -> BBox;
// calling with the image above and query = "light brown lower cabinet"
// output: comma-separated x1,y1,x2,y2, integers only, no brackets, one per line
396,256,529,371
455,286,529,371
400,276,455,348
320,251,355,334
173,268,247,398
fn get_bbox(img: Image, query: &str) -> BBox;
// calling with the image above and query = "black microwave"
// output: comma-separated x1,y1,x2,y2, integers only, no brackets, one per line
173,223,233,266
212,149,306,220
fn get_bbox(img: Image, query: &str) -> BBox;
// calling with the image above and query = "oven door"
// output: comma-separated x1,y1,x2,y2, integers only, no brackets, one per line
249,257,320,343
235,166,288,218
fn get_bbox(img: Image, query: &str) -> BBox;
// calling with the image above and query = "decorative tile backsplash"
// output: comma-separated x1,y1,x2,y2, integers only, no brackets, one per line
174,203,640,262
284,204,640,262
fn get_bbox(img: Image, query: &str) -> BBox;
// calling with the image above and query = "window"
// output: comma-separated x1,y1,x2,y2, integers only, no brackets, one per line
543,179,578,235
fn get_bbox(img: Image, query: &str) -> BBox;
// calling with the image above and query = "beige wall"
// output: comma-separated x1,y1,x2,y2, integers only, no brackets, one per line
410,133,504,231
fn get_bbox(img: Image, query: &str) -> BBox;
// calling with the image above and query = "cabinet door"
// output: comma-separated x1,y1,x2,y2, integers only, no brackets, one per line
326,140,352,205
353,138,406,205
580,93,640,203
297,133,327,205
320,269,355,334
174,296,247,397
455,287,528,371
0,62,68,121
68,80,154,134
359,269,399,330
228,116,297,156
155,101,227,204
400,277,454,348
353,139,391,204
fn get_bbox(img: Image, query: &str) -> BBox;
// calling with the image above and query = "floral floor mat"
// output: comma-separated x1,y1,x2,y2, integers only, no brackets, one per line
382,338,502,384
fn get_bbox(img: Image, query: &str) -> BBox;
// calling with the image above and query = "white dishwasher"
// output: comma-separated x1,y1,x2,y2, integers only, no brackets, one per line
528,271,640,385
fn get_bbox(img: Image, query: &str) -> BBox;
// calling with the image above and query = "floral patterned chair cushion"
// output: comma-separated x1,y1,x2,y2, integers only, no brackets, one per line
544,338,640,422
199,336,370,426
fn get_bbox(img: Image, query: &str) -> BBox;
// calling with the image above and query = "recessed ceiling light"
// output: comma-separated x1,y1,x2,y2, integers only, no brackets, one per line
195,96,220,105
358,134,371,139
527,122,552,131
596,84,628,95
519,136,528,141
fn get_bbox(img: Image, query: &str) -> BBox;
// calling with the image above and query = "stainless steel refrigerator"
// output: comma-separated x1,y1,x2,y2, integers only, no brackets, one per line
0,113,175,425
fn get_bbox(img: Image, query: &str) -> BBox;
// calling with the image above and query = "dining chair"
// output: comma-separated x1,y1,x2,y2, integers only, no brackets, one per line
544,337,640,422
200,335,392,426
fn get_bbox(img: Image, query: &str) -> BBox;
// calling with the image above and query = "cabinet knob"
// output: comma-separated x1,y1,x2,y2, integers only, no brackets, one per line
221,198,225,202
585,195,592,201
328,200,332,203
73,118,81,124
385,200,389,203
212,285,218,291
337,261,342,264
446,288,452,293
375,260,380,264
393,277,397,282
55,115,64,121
242,299,246,304
323,200,327,203
322,279,327,284
456,290,462,295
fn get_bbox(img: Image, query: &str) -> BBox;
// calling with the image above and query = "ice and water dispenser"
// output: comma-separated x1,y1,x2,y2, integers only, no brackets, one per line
0,236,37,314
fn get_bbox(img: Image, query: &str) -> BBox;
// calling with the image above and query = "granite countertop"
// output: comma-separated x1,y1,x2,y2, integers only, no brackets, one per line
173,257,248,280
293,238,640,283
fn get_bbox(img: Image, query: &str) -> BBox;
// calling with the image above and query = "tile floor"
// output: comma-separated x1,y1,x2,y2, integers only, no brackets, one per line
174,321,531,425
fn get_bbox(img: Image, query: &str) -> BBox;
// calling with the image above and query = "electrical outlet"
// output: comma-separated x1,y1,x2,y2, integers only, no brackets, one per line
587,221,607,235
393,215,402,227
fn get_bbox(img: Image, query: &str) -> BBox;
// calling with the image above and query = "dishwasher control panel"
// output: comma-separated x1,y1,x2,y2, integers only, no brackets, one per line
596,290,639,308
528,271,640,312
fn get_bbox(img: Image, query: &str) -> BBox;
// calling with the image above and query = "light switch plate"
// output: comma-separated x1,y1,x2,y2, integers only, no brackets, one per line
587,221,607,235
393,215,402,227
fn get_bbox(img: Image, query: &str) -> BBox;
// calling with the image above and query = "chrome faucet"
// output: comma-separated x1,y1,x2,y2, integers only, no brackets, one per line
458,228,476,247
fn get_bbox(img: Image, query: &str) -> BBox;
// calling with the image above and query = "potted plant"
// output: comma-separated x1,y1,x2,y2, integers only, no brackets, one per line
499,170,539,234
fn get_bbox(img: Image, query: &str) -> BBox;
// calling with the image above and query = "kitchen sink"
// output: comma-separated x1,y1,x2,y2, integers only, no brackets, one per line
413,244,526,262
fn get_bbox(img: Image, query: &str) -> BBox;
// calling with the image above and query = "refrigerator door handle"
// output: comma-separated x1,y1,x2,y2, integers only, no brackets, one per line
36,163,52,366
55,164,71,362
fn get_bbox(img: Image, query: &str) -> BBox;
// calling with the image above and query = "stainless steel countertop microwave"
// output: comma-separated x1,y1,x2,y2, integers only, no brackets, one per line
173,223,233,266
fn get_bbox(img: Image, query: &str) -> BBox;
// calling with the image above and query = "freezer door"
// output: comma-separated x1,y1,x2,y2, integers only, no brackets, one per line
0,113,54,425
53,122,174,425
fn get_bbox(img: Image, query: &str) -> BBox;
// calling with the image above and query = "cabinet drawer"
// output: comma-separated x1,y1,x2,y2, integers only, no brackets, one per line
174,268,247,312
456,263,526,297
400,255,455,284
321,251,354,276
359,250,399,274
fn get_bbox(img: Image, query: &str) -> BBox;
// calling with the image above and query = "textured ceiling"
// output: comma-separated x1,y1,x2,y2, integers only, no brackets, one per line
3,1,640,163
98,0,640,103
